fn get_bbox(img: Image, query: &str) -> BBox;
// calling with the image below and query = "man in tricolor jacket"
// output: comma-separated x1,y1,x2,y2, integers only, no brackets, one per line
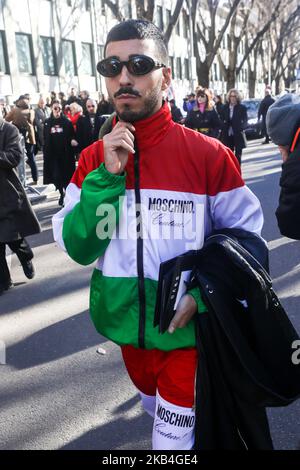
52,19,263,450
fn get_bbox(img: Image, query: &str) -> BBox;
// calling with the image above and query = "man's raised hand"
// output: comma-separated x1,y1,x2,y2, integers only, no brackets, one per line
103,121,135,175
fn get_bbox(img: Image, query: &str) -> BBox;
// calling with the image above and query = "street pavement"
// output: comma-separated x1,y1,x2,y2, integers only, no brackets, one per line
0,140,299,450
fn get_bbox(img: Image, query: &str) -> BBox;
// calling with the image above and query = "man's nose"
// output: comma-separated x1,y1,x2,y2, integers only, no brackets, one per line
118,64,134,87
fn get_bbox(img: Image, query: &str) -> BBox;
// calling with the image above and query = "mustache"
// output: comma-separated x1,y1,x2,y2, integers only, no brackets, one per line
114,87,141,98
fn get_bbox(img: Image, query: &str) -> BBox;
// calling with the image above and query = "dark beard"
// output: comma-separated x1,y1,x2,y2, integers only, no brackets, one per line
114,93,162,123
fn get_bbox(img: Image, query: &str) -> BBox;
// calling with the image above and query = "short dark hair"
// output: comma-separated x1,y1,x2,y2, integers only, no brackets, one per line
104,19,168,64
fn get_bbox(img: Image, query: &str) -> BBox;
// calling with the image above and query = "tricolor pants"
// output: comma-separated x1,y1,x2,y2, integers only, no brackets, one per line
121,345,197,450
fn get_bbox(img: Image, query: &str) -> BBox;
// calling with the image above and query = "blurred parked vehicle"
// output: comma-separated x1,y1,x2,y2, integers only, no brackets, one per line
242,99,262,139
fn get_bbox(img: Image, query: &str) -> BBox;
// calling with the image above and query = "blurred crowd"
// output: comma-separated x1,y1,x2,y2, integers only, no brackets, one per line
0,89,114,205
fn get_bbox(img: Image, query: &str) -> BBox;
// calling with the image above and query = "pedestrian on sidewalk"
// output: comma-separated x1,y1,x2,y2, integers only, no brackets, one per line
6,102,38,185
43,101,76,206
76,99,105,153
168,99,184,124
0,118,40,296
184,87,222,138
34,96,50,152
220,88,248,165
258,86,275,144
97,93,114,117
52,19,263,450
266,93,300,239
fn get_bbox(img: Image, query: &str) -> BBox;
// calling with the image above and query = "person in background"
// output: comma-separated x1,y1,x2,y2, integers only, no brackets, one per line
66,88,83,107
43,101,76,206
183,92,196,113
0,117,40,295
50,91,58,106
65,102,83,158
0,96,10,118
76,99,105,153
66,102,83,132
34,96,50,152
214,95,224,118
185,88,222,138
169,99,184,124
258,86,275,144
96,93,114,116
6,101,38,184
58,92,68,111
220,88,248,165
266,93,300,239
79,90,90,114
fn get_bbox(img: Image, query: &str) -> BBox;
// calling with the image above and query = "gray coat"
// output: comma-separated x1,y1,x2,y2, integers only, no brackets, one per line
34,106,50,148
0,120,41,242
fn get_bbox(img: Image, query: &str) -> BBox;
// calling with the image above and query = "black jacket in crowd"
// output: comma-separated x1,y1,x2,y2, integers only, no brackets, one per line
96,100,114,117
258,95,275,120
76,113,105,153
43,114,76,188
190,229,300,449
185,107,222,138
0,120,40,242
220,103,248,150
170,105,183,124
276,128,300,240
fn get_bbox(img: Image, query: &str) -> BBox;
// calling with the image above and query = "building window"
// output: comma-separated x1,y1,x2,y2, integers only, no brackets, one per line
15,33,34,74
182,11,188,38
222,34,226,49
176,17,181,36
227,34,231,50
184,58,189,80
81,42,94,75
213,63,218,81
0,31,9,74
85,0,90,9
176,57,182,79
62,39,77,76
157,6,163,31
101,1,105,15
67,0,72,6
169,55,174,74
166,9,171,27
40,36,57,76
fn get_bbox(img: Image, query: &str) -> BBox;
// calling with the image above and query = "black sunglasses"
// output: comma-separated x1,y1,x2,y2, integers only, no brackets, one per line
97,55,166,77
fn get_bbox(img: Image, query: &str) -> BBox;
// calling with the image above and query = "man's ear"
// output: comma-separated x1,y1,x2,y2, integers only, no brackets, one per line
161,67,172,91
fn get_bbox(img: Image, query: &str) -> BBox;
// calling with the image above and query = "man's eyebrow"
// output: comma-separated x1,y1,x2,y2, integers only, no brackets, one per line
105,55,120,60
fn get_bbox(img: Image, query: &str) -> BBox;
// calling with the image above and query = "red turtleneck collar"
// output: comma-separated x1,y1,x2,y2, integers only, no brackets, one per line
113,101,174,150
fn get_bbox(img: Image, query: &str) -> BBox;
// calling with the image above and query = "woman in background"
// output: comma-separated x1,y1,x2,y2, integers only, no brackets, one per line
185,88,221,139
220,88,248,165
43,101,76,206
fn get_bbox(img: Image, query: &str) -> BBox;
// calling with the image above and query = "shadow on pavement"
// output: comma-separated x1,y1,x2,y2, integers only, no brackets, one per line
1,266,91,315
60,412,152,450
7,310,103,370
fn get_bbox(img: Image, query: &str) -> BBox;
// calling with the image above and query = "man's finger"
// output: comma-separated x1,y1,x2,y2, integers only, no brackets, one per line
115,121,135,132
167,294,197,334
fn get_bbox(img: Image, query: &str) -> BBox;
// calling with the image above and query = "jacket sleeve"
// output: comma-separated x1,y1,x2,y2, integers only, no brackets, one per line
53,157,126,266
207,142,264,236
188,287,208,314
75,117,84,153
276,151,300,240
241,105,248,130
0,123,23,170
